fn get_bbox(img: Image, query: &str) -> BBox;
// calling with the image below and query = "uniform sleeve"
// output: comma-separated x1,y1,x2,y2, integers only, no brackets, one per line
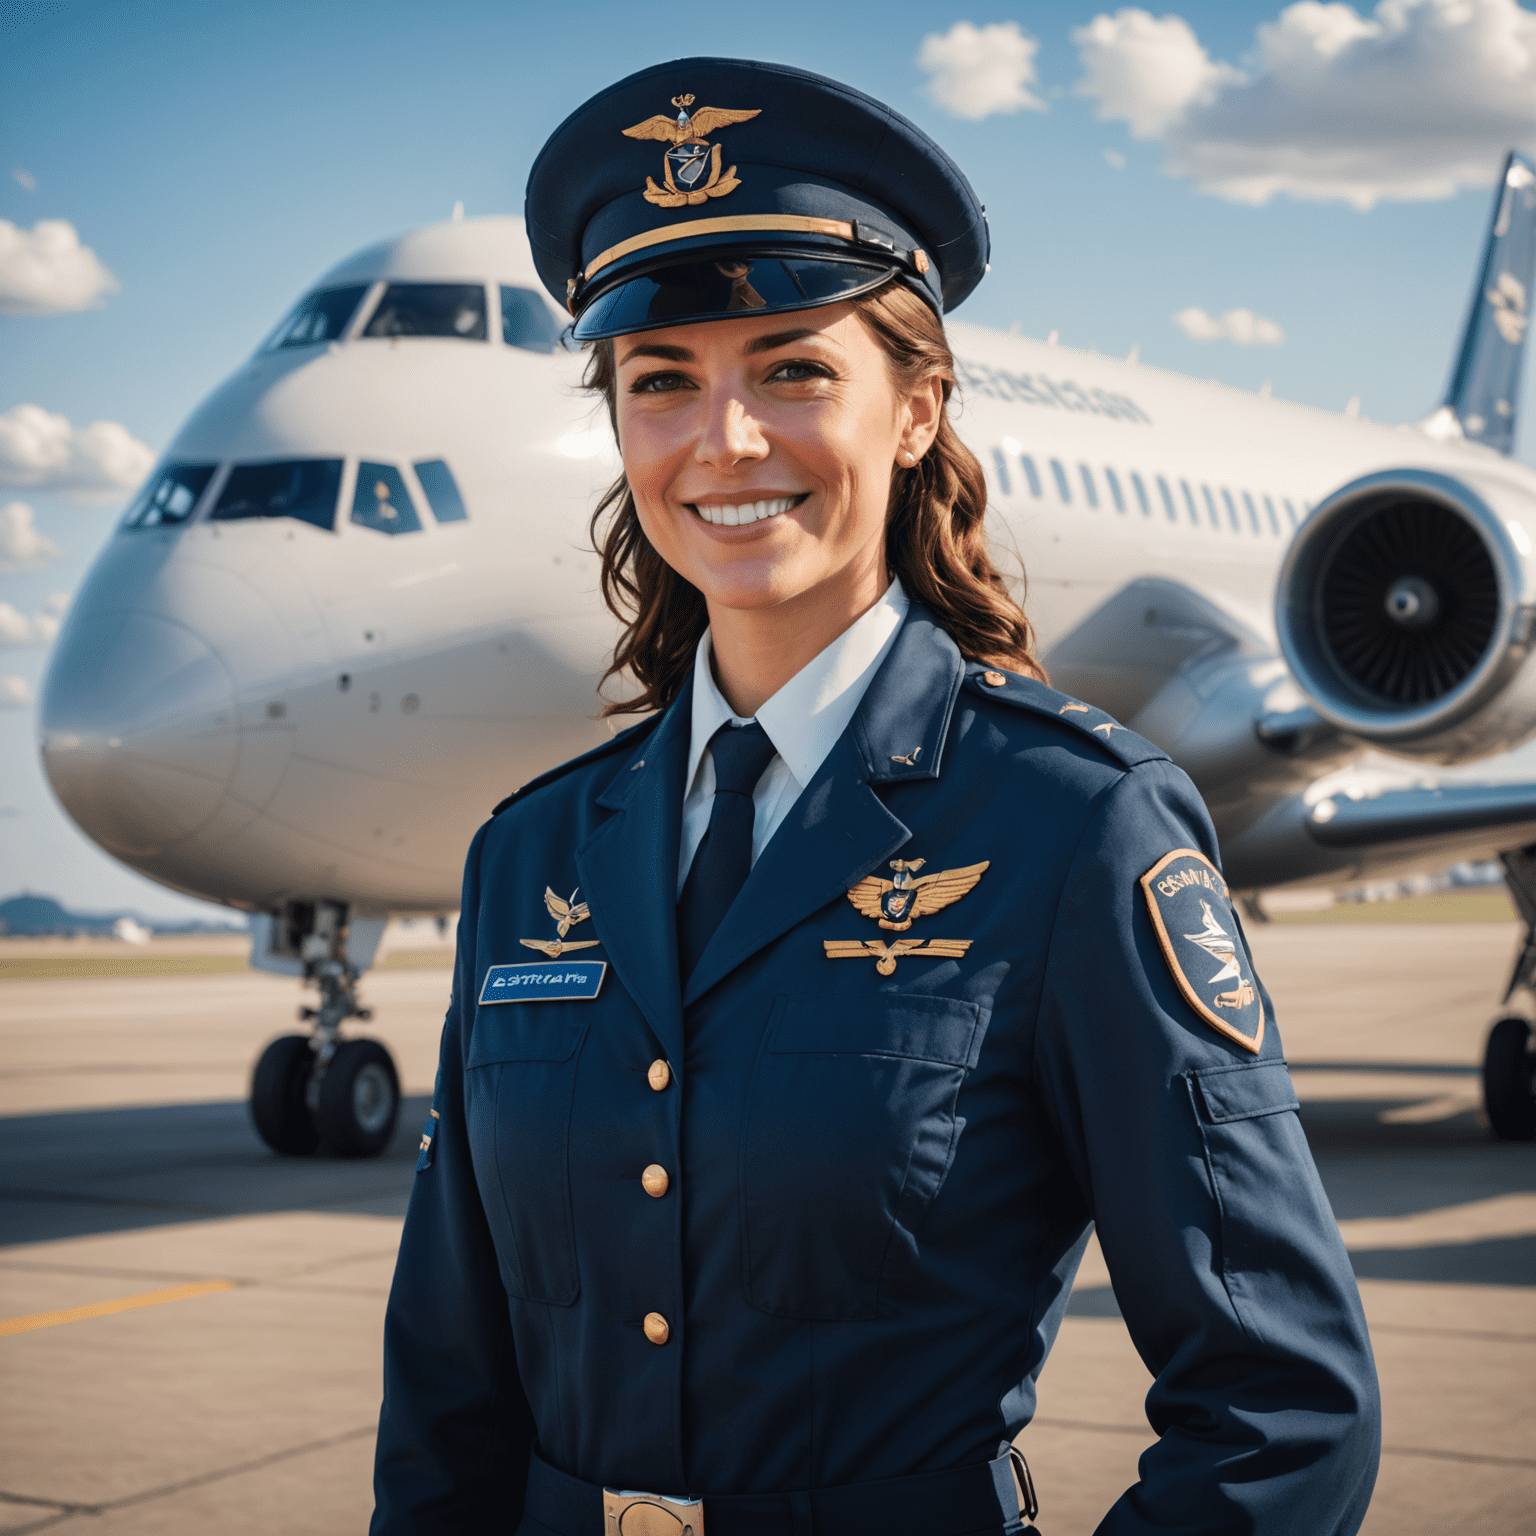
1033,760,1380,1536
371,822,536,1534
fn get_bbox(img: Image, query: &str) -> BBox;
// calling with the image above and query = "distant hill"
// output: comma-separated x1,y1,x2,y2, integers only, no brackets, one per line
0,894,247,937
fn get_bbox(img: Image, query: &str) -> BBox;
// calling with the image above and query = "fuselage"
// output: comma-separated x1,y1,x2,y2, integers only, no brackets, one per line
37,216,1536,914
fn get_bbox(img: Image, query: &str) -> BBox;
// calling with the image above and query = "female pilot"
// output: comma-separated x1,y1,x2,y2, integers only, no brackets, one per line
372,57,1380,1536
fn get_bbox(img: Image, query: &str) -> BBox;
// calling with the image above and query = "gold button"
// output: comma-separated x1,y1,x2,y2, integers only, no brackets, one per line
641,1164,669,1198
643,1311,670,1345
983,670,1007,687
647,1059,671,1091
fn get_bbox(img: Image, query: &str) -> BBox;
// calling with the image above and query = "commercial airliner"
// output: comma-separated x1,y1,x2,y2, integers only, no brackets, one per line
37,155,1536,1156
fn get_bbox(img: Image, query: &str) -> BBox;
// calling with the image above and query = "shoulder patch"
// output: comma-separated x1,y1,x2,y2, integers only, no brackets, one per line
1139,849,1264,1054
491,715,659,817
961,664,1166,768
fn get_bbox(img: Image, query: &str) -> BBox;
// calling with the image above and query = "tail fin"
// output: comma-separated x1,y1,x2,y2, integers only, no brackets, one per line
1430,151,1535,456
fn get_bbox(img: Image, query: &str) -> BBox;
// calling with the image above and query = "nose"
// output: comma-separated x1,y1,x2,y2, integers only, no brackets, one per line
39,606,238,858
695,392,768,467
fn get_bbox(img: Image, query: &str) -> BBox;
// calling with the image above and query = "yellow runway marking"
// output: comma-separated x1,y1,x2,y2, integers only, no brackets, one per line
0,1278,235,1336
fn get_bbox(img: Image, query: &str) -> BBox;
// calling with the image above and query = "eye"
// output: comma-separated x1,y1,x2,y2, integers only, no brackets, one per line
629,370,695,394
766,359,833,383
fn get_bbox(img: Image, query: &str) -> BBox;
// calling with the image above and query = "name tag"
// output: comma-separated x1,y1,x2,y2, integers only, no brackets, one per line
479,960,608,1004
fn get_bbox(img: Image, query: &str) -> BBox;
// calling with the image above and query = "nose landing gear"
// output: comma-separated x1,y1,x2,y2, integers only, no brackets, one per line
315,1035,400,1157
249,901,401,1158
1483,1016,1536,1142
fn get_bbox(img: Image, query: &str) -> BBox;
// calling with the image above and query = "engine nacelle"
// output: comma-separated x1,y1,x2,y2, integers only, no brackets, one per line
1276,466,1536,764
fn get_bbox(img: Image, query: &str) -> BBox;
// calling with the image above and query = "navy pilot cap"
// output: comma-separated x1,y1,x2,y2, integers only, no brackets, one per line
525,57,989,340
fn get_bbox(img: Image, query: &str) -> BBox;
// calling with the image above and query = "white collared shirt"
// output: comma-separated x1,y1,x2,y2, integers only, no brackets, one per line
677,578,910,895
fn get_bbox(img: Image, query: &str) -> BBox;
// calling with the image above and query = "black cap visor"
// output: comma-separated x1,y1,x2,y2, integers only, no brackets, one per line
572,251,899,340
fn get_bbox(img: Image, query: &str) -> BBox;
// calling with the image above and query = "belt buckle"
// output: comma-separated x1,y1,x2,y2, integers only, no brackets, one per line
602,1488,705,1536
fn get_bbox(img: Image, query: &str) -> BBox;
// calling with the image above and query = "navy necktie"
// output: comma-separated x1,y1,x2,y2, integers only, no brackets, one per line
677,721,778,982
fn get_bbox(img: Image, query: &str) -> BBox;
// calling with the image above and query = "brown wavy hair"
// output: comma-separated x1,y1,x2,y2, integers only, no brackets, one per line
583,277,1045,715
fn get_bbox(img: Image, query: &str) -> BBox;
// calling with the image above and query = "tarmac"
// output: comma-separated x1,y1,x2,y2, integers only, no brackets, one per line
0,920,1532,1535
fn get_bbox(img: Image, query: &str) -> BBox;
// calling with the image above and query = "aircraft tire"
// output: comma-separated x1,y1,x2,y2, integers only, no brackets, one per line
251,1034,321,1156
1483,1016,1536,1142
316,1038,400,1158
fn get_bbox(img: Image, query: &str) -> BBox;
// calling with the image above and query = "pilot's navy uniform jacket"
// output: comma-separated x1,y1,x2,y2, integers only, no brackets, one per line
371,604,1381,1536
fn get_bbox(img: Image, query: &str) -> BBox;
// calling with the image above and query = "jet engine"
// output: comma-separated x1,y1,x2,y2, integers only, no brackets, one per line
1276,466,1536,763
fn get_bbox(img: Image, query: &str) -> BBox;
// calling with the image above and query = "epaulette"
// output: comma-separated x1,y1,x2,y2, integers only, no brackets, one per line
490,715,660,817
960,662,1167,769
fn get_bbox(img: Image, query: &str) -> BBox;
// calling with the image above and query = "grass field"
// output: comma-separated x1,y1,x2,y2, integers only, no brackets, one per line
0,947,454,982
0,892,1519,979
1266,888,1516,924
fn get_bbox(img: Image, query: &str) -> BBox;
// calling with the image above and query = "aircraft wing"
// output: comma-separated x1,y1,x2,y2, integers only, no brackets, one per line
1223,771,1536,892
1309,780,1536,850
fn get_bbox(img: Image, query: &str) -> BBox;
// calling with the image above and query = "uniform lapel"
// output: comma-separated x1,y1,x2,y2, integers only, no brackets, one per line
682,608,965,1008
577,679,692,1066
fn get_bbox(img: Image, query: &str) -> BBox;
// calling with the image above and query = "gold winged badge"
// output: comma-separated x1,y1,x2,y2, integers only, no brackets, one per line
520,886,601,959
622,94,760,206
846,857,990,931
825,857,989,974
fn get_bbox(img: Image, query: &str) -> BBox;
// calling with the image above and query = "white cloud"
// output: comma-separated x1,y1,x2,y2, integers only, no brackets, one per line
1075,10,1240,137
1103,147,1128,169
0,601,57,647
0,501,62,572
1174,305,1286,344
0,219,119,317
1074,1,1536,208
0,675,34,709
13,169,37,192
917,20,1048,120
0,405,154,500
0,604,30,645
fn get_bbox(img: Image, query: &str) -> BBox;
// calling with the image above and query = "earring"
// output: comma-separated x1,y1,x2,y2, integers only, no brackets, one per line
901,451,915,466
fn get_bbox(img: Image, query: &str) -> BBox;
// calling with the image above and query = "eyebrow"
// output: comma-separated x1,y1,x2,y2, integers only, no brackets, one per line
745,327,821,354
618,326,829,366
619,341,692,363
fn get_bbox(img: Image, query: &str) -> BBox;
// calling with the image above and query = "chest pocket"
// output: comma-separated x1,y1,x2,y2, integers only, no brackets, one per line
740,992,989,1321
464,1005,589,1305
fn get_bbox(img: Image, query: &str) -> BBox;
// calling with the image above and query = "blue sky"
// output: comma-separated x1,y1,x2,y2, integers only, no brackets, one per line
2,0,1534,919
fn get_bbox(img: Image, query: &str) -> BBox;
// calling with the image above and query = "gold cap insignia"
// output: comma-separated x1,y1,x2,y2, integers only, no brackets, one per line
519,885,601,960
622,94,760,207
824,856,988,973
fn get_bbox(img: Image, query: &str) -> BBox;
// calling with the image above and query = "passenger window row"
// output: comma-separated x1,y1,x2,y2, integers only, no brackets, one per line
260,283,564,354
122,456,469,536
990,443,1305,536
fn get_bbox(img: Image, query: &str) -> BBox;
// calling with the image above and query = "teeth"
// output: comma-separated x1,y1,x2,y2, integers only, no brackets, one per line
694,496,798,526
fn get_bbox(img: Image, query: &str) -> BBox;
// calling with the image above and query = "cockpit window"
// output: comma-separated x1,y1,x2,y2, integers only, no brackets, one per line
260,285,370,351
212,460,343,531
500,286,563,353
352,463,422,535
122,463,217,528
361,283,487,340
412,459,468,522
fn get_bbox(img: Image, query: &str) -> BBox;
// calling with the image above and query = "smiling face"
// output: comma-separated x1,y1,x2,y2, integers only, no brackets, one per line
612,300,941,632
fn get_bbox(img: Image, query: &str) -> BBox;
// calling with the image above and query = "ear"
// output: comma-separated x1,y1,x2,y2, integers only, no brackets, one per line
897,374,944,464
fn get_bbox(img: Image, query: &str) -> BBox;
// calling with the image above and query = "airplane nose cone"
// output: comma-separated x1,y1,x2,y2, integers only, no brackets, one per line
39,607,238,857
